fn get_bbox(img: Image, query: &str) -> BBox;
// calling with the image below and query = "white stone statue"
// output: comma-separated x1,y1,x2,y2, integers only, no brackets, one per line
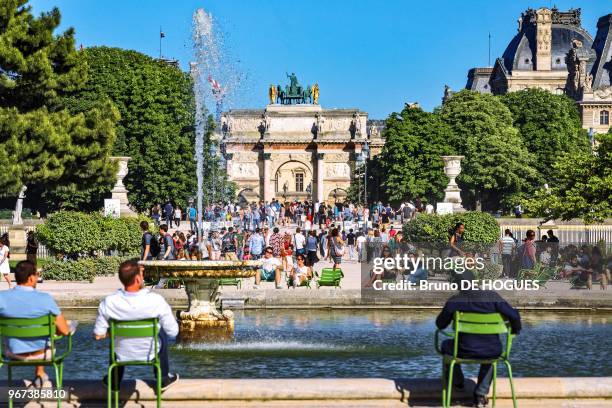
12,185,27,225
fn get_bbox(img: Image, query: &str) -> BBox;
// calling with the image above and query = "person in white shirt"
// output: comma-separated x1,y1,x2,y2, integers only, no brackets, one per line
254,246,282,289
356,233,367,262
291,254,312,288
294,228,306,256
425,203,434,214
94,261,179,391
0,238,11,288
499,229,517,278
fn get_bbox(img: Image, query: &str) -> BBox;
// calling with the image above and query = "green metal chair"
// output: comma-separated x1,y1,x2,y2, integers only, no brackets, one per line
434,312,517,408
285,272,312,288
0,314,72,408
218,278,242,289
107,318,161,408
315,268,343,288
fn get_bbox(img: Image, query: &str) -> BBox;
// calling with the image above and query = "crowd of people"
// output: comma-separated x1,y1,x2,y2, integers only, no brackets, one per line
148,198,434,231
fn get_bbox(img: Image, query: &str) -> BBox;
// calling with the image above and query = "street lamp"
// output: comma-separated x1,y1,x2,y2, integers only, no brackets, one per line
361,141,370,206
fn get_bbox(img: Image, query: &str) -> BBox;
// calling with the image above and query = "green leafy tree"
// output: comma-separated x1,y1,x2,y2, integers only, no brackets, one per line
377,104,453,203
61,47,231,211
0,1,117,210
439,90,537,211
523,132,612,223
501,88,589,184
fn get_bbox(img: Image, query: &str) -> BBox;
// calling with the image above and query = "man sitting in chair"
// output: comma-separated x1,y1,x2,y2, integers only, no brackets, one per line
94,260,179,390
436,271,521,408
254,246,282,289
0,261,72,387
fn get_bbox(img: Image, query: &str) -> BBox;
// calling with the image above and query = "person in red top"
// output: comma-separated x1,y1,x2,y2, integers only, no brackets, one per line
389,226,397,238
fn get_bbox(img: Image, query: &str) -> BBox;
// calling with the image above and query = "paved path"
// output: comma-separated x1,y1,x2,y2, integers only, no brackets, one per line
22,256,612,309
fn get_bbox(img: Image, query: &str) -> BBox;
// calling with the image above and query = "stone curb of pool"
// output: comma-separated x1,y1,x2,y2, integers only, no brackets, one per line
0,377,610,405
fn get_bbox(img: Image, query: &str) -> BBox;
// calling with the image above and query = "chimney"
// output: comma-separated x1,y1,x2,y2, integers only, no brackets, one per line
535,8,553,71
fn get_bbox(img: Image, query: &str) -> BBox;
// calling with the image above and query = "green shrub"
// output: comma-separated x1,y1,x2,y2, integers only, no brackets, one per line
403,212,500,244
41,258,97,282
41,256,134,281
474,262,503,280
93,256,133,277
36,211,102,256
37,211,149,257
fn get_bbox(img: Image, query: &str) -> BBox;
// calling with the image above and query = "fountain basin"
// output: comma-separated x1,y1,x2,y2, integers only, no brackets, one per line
140,260,262,340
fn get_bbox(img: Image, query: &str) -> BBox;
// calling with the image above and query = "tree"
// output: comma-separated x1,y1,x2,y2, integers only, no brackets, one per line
523,132,612,223
501,88,589,185
439,90,537,211
0,1,117,211
60,47,203,211
377,104,453,203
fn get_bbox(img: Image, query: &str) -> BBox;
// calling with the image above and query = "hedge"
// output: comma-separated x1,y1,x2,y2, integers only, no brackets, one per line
403,212,500,245
41,256,133,282
36,211,151,258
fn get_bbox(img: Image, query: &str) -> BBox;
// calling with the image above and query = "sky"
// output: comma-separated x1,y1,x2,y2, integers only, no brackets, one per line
30,0,611,119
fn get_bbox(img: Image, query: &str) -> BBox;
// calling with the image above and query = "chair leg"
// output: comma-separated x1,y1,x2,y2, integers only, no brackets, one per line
492,362,497,408
53,363,62,408
107,364,114,408
156,363,162,408
8,365,12,408
441,361,447,408
504,360,518,408
447,360,456,408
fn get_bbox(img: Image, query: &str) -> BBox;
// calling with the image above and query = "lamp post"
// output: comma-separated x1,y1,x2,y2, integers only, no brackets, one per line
361,141,370,206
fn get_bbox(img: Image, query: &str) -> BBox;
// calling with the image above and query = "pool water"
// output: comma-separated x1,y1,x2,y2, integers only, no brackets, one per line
8,310,612,381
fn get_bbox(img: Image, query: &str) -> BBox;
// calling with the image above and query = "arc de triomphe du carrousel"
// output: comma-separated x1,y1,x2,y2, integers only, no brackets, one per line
218,74,385,205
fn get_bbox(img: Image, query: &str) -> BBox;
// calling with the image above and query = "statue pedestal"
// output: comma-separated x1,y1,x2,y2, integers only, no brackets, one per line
441,155,466,213
8,226,27,254
110,157,137,217
179,278,234,341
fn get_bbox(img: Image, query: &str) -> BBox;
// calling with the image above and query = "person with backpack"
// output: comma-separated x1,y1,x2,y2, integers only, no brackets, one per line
158,224,176,261
221,227,238,260
140,221,160,261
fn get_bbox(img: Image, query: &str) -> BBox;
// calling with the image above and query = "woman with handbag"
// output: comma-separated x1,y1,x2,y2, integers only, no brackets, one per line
327,228,345,270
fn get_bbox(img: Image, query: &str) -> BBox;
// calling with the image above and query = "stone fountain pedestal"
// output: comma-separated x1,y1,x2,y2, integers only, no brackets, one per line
140,260,261,341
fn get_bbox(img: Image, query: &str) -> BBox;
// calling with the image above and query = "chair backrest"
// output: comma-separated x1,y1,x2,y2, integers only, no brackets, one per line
454,312,508,335
451,312,513,358
110,319,158,339
0,314,55,338
320,268,342,279
109,318,159,363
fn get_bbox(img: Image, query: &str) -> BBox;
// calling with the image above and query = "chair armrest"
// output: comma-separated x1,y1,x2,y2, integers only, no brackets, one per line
53,332,73,361
434,329,454,355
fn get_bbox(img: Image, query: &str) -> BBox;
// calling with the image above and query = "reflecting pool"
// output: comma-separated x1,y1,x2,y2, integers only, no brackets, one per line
12,310,612,380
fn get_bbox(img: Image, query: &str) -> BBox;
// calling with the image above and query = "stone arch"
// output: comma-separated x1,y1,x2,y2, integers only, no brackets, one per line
237,188,258,206
273,160,313,196
327,187,348,204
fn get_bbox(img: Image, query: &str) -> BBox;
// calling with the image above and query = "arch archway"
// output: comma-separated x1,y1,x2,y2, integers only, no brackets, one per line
327,188,348,204
237,188,258,207
273,160,313,201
